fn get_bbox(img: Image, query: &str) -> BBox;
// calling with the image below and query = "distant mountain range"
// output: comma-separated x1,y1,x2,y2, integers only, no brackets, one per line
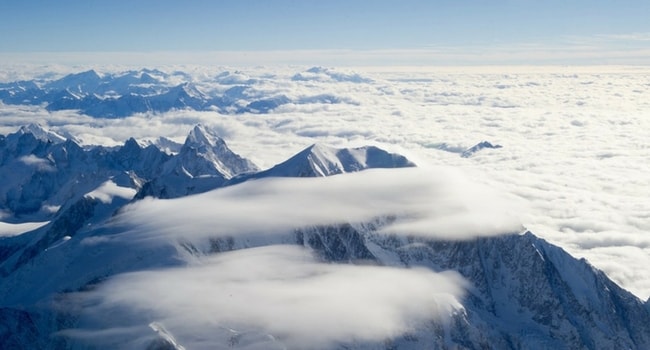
0,68,360,117
0,124,648,349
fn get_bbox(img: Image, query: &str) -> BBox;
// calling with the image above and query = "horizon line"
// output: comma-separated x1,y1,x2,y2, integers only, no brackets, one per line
0,46,648,67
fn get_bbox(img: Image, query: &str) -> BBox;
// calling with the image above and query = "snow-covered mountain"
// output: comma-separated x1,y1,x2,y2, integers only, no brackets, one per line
0,68,357,117
292,66,373,83
0,124,649,349
0,124,413,221
136,124,259,199
461,141,503,158
295,225,650,349
0,124,170,221
228,143,416,185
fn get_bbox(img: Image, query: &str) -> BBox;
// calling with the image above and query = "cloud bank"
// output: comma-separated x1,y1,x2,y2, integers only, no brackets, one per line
67,245,466,349
109,167,522,244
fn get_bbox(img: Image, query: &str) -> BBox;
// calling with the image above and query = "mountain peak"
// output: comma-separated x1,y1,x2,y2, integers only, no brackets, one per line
176,125,258,179
135,125,258,198
306,66,328,74
82,69,101,79
122,137,142,152
461,141,502,158
17,124,67,144
63,69,102,81
300,143,416,175
184,124,224,150
168,83,205,100
230,143,416,182
62,69,101,83
44,69,104,94
293,67,372,83
289,143,346,176
304,142,336,157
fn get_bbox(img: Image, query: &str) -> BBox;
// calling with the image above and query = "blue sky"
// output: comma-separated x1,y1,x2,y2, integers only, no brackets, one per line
1,0,649,64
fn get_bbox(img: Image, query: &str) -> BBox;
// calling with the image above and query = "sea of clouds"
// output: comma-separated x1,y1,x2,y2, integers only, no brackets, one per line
1,64,649,345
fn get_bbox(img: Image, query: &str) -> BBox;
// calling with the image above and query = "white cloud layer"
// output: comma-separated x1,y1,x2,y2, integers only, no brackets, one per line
1,64,649,300
85,180,137,204
68,245,466,349
111,167,522,244
0,220,48,237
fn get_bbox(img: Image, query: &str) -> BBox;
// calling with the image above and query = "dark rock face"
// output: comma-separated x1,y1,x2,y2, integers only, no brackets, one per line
0,307,43,349
286,222,650,349
375,232,650,349
296,223,376,262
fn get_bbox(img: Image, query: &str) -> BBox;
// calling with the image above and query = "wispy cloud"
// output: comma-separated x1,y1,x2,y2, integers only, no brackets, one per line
18,154,54,171
595,32,650,42
0,38,648,68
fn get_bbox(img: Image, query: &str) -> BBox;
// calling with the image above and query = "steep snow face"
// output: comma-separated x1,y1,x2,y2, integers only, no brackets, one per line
291,143,347,177
181,124,258,178
142,136,182,155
